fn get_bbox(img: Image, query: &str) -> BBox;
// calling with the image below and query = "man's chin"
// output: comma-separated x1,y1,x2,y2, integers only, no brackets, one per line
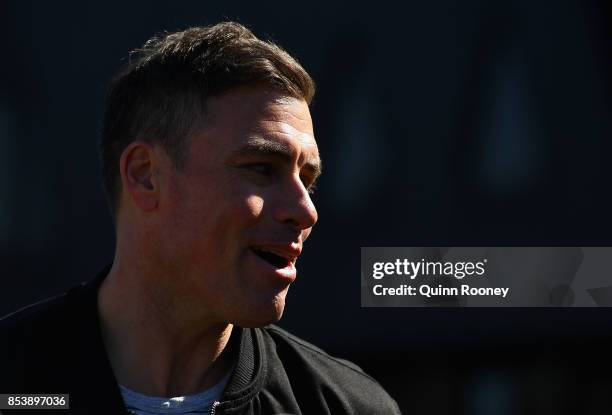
236,295,286,328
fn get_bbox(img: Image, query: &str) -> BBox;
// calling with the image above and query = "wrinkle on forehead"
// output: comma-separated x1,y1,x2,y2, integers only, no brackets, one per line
204,85,312,130
257,120,316,147
261,101,313,132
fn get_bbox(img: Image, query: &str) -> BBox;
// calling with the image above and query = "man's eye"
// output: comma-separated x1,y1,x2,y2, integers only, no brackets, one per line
301,175,317,195
246,163,273,176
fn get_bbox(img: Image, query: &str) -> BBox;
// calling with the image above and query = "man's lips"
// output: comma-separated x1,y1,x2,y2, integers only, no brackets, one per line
249,244,299,284
250,244,302,267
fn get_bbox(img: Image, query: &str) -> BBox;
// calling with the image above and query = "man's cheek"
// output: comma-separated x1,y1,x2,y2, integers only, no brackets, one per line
244,194,265,219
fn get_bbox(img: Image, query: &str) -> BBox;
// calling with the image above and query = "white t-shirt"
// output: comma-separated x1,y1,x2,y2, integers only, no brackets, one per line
120,370,232,415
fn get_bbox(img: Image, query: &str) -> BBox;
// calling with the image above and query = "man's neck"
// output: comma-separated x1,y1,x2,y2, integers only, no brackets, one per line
97,263,235,397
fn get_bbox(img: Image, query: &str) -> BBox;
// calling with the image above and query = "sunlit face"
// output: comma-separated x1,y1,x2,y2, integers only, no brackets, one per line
156,86,320,327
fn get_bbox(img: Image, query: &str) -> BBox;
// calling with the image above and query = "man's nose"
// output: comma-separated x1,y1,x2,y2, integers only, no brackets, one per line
272,176,318,230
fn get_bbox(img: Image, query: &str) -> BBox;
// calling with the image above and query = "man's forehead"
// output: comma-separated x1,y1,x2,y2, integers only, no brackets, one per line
197,86,320,170
252,113,317,153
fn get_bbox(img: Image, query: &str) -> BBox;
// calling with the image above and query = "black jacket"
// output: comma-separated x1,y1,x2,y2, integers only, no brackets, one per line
0,267,401,414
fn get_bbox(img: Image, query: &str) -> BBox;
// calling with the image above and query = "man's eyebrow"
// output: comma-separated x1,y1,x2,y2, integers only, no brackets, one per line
230,137,322,178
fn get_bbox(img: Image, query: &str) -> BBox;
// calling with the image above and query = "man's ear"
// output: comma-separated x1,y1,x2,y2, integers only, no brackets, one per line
119,141,161,212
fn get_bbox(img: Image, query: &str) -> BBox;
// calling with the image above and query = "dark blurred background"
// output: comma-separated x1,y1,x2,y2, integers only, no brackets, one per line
2,0,612,413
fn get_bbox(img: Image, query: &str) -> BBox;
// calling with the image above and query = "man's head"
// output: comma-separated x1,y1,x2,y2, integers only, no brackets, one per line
100,22,315,215
99,23,320,327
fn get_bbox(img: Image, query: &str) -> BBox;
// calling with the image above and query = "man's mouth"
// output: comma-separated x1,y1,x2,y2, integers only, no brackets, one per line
250,247,295,269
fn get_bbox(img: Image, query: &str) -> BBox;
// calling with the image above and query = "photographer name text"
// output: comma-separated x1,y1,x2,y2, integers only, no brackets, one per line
370,258,509,299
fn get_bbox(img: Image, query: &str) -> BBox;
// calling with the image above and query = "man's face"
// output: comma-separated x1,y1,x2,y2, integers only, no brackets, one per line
156,86,320,327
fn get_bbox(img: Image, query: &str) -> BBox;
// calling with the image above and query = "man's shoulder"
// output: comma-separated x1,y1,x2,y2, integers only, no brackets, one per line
0,285,85,358
0,267,106,336
257,325,401,414
0,290,73,337
261,325,369,376
0,289,80,390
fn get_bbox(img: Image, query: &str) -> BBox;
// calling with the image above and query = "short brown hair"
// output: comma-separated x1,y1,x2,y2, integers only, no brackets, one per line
99,21,315,218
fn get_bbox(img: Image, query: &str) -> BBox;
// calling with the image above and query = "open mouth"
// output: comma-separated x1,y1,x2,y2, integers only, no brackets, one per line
251,248,291,268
